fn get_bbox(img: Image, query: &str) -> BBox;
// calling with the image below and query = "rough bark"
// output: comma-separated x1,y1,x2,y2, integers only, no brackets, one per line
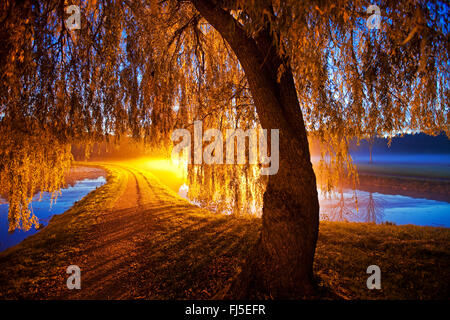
191,0,319,298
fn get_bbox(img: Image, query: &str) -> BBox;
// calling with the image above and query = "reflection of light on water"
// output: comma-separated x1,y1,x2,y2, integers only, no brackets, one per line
177,183,207,209
178,183,189,199
177,184,449,227
318,188,450,227
177,182,261,216
170,155,189,180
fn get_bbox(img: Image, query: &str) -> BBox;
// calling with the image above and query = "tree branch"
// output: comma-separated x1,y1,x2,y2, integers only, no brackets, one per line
189,0,288,131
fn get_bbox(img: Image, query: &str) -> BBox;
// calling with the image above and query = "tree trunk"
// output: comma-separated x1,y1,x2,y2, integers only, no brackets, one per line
191,0,319,298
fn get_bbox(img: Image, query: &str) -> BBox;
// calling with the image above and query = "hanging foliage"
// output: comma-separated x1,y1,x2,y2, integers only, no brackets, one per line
0,0,448,229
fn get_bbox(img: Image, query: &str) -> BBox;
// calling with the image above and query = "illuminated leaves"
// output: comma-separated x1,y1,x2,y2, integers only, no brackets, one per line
0,0,448,227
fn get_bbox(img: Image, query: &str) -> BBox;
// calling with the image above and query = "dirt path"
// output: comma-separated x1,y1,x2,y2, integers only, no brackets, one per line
58,166,158,299
52,164,254,299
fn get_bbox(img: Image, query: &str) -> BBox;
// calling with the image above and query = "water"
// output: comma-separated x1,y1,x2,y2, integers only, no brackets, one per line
317,154,450,226
178,181,450,228
0,176,106,252
319,189,450,227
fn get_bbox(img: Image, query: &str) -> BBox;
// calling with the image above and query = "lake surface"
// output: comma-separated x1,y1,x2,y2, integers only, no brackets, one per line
179,177,450,228
318,155,450,226
319,189,450,227
0,176,106,252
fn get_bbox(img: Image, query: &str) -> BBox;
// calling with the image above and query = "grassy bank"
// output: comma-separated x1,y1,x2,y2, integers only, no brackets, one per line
0,163,448,299
315,222,449,299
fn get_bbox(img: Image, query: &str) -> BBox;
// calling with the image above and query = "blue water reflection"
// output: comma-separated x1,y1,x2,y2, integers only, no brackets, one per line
0,176,106,251
320,189,450,227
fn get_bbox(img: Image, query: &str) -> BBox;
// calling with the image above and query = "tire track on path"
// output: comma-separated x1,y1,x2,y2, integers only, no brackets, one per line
59,165,151,299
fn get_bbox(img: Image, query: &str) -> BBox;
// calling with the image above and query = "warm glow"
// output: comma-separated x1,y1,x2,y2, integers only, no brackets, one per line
116,157,187,194
146,158,187,180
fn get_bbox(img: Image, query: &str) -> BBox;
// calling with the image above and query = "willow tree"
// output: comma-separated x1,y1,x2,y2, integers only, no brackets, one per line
1,0,448,298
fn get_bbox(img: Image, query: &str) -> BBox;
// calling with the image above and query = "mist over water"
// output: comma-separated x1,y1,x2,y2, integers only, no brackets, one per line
351,153,450,165
322,134,450,227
